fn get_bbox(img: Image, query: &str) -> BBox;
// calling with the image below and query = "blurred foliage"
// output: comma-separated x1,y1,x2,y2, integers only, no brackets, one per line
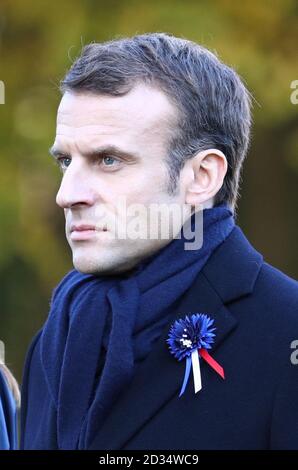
0,0,297,381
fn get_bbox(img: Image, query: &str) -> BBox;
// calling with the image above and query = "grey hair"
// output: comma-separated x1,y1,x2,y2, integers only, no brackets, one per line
60,32,252,212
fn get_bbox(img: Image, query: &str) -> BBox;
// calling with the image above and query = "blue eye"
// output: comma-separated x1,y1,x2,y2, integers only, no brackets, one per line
103,156,117,166
57,157,71,170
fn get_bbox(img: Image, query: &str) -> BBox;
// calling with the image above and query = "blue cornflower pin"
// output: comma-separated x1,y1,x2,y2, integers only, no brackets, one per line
167,313,225,397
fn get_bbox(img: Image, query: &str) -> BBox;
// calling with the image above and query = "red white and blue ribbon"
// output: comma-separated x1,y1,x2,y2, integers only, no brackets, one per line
167,313,225,397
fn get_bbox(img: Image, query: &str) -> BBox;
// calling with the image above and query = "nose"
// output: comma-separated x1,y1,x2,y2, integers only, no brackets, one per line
56,163,96,209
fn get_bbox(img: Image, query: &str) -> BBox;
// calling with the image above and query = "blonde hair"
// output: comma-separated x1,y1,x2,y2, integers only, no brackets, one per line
0,364,21,408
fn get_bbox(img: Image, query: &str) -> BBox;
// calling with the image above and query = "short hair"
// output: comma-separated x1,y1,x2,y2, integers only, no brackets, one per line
60,32,252,211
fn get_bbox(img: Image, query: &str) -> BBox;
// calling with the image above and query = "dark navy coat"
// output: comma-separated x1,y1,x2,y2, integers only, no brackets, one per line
20,225,298,449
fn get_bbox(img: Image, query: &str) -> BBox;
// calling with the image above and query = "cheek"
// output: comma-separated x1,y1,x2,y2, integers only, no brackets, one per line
103,161,169,207
124,186,164,207
130,166,169,200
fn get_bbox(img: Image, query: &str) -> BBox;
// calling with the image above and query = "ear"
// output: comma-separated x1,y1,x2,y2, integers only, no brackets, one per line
184,149,228,206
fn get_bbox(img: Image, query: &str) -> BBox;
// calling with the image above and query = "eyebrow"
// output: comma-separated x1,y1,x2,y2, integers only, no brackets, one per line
49,144,141,162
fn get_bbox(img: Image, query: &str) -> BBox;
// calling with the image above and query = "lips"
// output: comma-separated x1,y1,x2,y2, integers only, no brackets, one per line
70,224,96,233
69,224,97,241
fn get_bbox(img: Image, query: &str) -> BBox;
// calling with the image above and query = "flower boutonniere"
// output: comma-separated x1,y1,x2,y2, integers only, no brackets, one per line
167,313,225,397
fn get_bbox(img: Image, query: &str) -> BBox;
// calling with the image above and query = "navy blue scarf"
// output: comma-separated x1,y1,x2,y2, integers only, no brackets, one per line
40,203,235,449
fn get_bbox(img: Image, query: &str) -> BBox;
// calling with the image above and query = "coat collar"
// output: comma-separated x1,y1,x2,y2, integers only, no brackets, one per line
88,225,263,450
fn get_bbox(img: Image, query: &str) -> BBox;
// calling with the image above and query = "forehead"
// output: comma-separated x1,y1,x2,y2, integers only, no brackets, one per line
55,84,177,151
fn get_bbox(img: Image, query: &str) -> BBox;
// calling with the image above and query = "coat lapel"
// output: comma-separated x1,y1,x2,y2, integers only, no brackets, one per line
88,226,263,450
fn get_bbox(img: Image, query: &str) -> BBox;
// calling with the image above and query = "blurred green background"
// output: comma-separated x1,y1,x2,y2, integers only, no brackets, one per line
0,0,297,382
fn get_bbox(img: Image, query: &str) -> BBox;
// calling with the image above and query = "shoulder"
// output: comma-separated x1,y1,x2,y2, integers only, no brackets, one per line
231,256,298,341
258,260,298,295
253,261,298,321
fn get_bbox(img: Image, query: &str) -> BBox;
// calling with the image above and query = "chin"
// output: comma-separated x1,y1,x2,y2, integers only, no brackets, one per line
72,251,138,276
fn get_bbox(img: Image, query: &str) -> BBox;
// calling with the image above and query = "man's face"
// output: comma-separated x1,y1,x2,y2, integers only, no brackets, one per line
53,84,190,275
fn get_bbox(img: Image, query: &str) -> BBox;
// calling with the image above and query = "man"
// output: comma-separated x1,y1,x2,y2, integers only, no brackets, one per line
21,33,298,450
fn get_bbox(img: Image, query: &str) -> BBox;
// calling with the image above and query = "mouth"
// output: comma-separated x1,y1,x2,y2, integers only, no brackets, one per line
69,224,107,241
